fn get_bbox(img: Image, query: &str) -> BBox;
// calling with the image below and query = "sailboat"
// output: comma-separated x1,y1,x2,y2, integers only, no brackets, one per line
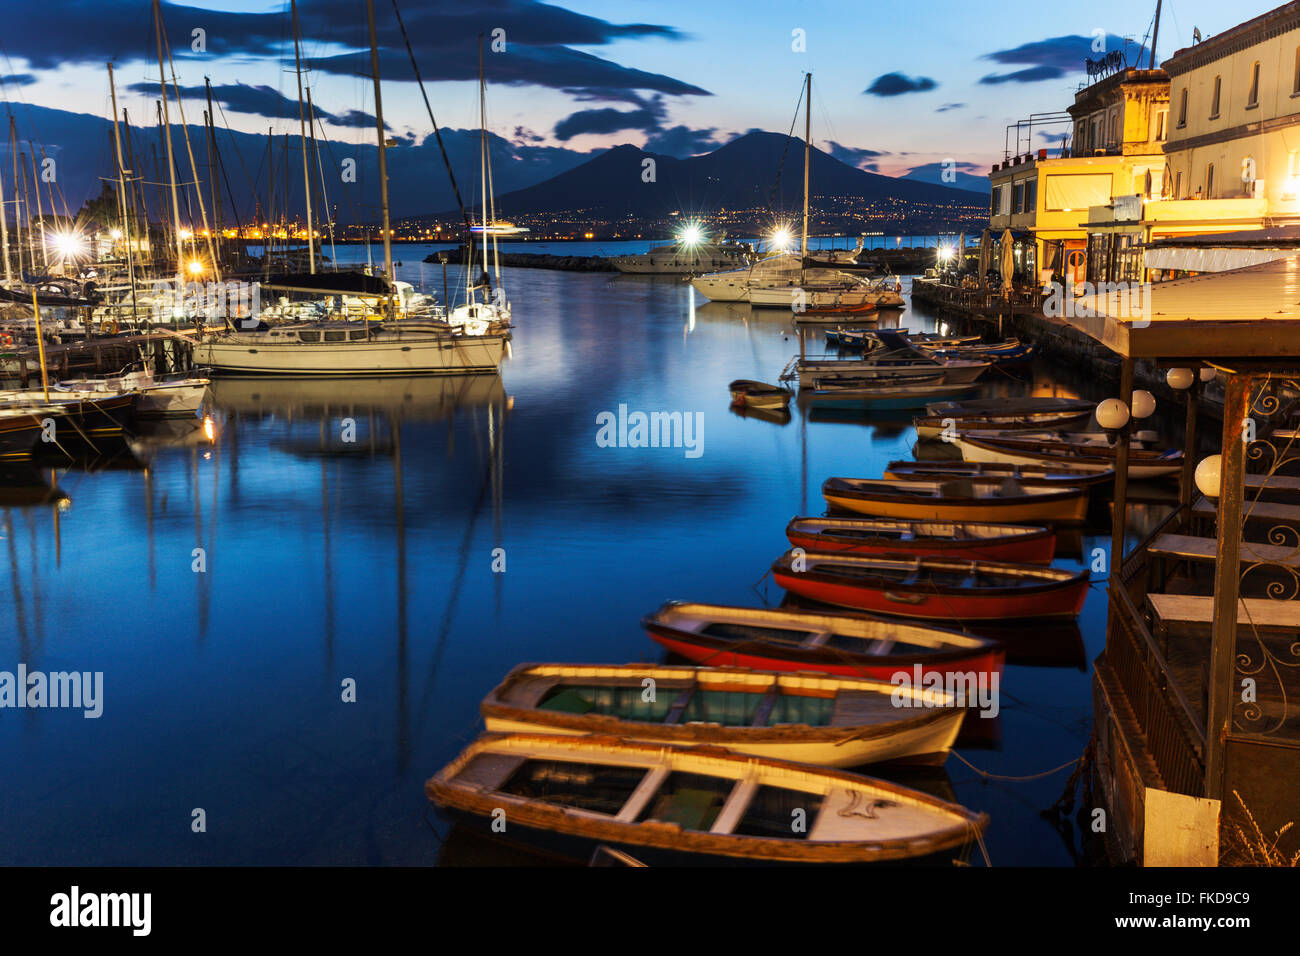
192,1,511,375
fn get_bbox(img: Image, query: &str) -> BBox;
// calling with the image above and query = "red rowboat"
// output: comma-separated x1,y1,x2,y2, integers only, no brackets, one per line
771,551,1089,620
641,601,1003,683
785,516,1056,564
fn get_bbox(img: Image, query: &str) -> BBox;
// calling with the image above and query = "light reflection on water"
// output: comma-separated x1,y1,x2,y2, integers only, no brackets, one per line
0,245,1176,865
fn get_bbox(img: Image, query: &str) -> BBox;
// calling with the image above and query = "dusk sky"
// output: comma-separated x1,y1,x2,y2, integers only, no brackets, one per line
0,0,1285,184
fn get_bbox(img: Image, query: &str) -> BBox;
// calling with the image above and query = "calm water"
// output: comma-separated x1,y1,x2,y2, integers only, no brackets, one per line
0,244,1176,865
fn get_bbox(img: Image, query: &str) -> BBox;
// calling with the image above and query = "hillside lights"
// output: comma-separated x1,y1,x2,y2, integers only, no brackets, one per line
1166,367,1194,390
1194,454,1223,498
1131,389,1157,419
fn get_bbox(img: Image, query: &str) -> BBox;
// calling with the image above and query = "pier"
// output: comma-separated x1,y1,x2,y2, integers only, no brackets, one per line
0,332,195,388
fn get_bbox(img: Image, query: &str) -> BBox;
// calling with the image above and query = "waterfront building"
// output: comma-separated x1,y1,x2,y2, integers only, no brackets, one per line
991,67,1169,286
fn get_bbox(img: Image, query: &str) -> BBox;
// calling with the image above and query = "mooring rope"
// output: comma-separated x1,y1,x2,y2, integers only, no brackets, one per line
949,749,1079,782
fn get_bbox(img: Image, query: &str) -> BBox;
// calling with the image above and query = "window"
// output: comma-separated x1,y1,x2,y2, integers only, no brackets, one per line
1210,75,1221,118
1294,47,1300,94
1174,170,1182,199
990,185,1002,218
1206,163,1216,198
1025,179,1037,212
324,330,346,342
1155,109,1168,141
1177,88,1188,127
1109,110,1119,145
1013,182,1025,214
1248,61,1260,108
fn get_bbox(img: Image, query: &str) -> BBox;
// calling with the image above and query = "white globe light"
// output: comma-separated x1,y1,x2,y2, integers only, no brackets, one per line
1199,367,1217,383
1096,397,1130,430
1166,367,1194,390
1195,455,1222,498
1131,389,1157,419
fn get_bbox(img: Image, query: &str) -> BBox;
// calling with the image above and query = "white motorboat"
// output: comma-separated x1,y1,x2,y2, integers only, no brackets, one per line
611,239,751,275
59,370,209,418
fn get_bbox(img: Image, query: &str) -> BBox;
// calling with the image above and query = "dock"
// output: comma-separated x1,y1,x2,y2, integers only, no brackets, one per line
0,332,196,388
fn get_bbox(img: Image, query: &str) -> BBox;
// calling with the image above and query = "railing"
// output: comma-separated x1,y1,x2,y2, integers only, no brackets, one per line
910,280,1049,317
1106,505,1207,796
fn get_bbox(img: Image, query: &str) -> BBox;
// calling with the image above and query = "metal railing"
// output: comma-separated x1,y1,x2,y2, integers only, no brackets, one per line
1106,506,1207,796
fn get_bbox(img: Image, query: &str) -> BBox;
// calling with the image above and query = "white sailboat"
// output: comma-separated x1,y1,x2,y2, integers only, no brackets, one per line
193,0,511,376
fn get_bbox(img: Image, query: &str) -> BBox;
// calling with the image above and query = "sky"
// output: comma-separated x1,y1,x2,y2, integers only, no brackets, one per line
0,0,1286,185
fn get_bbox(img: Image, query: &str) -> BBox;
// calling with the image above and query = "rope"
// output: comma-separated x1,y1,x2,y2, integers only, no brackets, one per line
949,749,1079,782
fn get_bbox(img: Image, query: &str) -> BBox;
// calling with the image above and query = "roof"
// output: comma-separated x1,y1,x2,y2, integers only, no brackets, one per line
1067,254,1300,366
1145,225,1300,247
1163,2,1300,76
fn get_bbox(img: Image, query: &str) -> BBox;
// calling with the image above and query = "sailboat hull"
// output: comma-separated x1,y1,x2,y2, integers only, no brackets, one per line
194,333,510,376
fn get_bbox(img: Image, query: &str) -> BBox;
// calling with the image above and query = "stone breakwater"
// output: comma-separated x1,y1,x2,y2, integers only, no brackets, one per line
422,249,618,272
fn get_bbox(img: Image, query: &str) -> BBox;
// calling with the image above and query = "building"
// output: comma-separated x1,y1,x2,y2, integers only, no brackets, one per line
991,67,1169,286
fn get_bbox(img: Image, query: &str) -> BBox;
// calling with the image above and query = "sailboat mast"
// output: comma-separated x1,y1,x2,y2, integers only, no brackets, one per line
801,71,810,284
290,0,316,274
107,62,139,323
0,129,10,286
153,0,185,281
478,37,489,297
365,0,394,318
1150,0,1162,70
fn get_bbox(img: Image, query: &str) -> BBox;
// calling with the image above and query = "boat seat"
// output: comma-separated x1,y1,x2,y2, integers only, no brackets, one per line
996,477,1026,498
662,683,698,724
750,686,782,727
939,478,975,499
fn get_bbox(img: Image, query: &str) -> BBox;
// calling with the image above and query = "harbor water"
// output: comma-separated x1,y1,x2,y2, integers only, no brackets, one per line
0,243,1176,865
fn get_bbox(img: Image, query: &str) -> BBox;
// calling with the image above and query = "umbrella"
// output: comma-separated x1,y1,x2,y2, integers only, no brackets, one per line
999,228,1015,288
977,230,991,281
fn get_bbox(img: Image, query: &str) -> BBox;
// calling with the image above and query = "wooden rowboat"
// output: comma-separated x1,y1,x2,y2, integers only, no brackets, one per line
823,475,1089,524
954,431,1183,480
641,601,1004,683
729,379,792,409
482,662,966,767
913,407,1094,438
426,732,988,864
786,515,1056,564
772,550,1089,620
804,376,975,410
883,459,1115,489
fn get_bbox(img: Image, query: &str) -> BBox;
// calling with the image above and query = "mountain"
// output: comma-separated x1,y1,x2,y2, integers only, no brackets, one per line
0,102,595,226
901,162,990,195
458,131,987,224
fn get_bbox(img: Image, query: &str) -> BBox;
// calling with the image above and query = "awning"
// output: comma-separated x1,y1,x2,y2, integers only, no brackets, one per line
1144,246,1295,273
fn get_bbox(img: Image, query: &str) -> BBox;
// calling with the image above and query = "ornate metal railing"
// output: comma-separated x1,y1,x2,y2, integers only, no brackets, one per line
1108,505,1207,795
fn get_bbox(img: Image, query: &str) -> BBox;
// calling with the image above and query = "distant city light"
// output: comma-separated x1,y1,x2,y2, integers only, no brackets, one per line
178,228,194,240
770,227,793,251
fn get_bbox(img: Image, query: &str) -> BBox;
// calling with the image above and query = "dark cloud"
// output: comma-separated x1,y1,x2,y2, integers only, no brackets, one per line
12,1,707,104
642,125,724,157
0,73,37,88
554,96,665,140
979,65,1067,85
863,73,937,97
981,33,1148,71
127,80,382,129
825,140,886,170
935,102,965,113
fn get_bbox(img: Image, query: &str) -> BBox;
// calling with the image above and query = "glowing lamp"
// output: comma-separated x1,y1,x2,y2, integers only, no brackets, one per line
186,259,205,276
1131,389,1156,419
937,246,954,262
1199,367,1217,383
178,229,193,240
1195,455,1222,498
110,228,123,240
770,227,793,252
1095,398,1130,431
50,231,89,260
1166,367,1194,390
679,223,703,248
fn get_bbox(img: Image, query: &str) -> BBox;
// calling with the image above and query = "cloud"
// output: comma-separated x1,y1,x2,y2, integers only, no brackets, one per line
642,124,724,157
128,80,383,129
979,65,1066,85
935,102,965,113
863,73,937,97
824,140,886,170
554,96,665,140
981,33,1149,74
0,73,37,88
